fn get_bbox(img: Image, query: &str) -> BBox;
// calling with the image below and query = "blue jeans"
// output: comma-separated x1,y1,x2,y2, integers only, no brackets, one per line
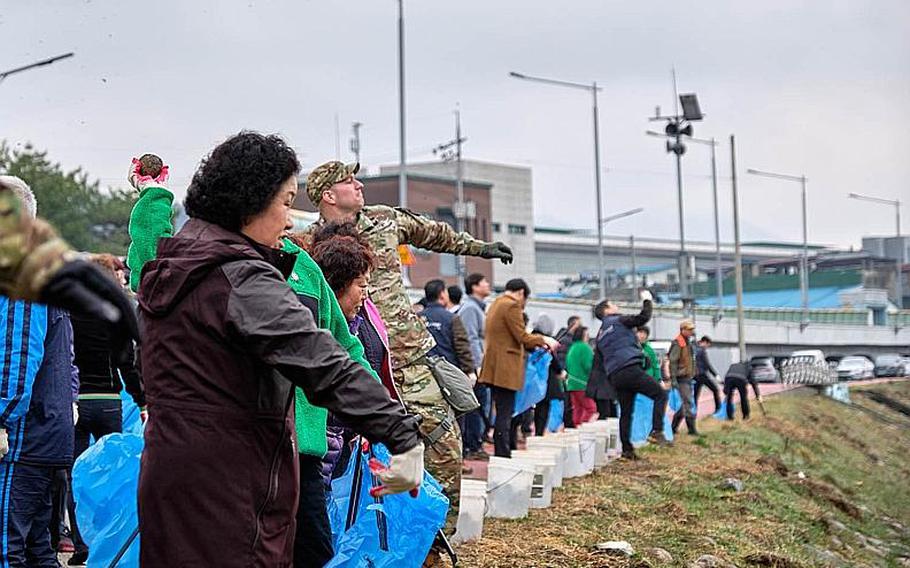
69,398,123,554
462,384,490,453
0,462,61,567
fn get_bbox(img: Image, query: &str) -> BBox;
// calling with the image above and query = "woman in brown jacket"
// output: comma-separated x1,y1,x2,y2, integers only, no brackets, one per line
478,279,557,457
136,132,424,567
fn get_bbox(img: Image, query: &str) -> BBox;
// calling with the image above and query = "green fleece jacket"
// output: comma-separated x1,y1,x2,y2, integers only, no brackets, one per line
565,340,594,391
126,184,377,457
642,341,661,382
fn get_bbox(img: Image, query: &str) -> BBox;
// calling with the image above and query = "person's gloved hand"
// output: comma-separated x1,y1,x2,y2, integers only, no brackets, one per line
0,428,8,461
40,260,139,363
467,372,477,387
140,407,148,423
639,289,654,302
127,156,169,192
72,403,79,426
479,242,513,264
368,442,424,497
542,336,559,352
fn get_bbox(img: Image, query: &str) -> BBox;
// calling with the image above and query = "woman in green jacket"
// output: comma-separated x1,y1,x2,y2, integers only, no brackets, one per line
565,326,597,425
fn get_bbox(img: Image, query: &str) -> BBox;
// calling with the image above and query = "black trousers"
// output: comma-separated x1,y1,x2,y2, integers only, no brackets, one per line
694,374,721,412
69,398,124,554
294,454,334,568
595,399,617,419
611,365,668,453
490,386,517,458
723,377,751,419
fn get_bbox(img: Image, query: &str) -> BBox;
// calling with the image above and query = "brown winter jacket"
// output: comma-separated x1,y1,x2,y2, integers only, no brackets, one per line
136,219,420,567
479,294,547,391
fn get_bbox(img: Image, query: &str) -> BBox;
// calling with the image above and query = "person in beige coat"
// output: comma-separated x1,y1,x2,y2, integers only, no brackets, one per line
479,279,557,457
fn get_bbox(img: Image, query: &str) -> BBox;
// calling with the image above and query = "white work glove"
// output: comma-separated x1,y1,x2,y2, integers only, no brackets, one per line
72,402,79,426
542,336,559,352
139,408,148,423
639,289,654,302
369,442,424,497
0,428,8,461
127,156,170,192
467,372,478,387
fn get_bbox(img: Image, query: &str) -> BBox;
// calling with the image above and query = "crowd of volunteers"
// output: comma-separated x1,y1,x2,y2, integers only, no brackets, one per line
0,131,763,567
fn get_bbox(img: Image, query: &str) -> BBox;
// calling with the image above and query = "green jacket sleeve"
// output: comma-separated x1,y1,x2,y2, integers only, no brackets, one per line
642,343,661,381
394,207,487,256
126,186,174,292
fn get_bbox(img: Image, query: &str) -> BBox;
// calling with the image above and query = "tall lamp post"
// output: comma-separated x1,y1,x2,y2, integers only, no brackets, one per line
648,73,704,316
0,52,74,84
747,168,810,329
647,131,722,321
397,0,407,210
509,71,606,299
848,192,904,310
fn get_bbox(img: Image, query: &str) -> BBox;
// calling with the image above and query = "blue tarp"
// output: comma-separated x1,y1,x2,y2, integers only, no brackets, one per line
696,286,848,309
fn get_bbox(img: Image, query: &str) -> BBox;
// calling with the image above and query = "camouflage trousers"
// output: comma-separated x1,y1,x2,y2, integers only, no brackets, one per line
393,360,462,531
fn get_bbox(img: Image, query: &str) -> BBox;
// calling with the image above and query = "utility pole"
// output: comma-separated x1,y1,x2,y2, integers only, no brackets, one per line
350,122,362,164
709,138,723,323
433,108,469,286
730,135,746,362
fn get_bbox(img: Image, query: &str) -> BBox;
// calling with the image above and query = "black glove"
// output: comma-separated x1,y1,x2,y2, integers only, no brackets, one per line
479,242,513,264
39,260,139,363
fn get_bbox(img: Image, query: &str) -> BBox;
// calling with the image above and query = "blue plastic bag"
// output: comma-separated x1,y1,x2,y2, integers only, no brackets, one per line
514,349,552,417
629,394,674,446
72,432,142,568
712,398,734,420
327,442,449,568
546,399,564,432
120,387,143,436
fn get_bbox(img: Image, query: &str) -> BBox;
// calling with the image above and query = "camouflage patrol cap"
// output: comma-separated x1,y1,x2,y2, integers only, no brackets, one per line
305,161,360,205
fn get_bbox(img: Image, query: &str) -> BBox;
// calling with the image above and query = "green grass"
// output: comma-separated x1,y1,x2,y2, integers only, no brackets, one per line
457,382,910,567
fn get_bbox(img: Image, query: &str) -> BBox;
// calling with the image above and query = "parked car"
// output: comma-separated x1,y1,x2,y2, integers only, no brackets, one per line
874,354,906,377
790,349,827,366
749,356,780,383
836,356,875,381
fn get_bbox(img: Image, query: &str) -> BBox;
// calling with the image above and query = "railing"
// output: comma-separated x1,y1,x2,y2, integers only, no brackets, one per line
779,357,837,386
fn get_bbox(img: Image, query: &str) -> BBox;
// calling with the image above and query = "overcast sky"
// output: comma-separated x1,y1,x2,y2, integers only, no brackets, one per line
2,0,908,249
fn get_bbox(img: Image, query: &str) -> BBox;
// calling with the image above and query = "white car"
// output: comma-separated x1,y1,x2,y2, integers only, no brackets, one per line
836,356,874,381
789,349,827,366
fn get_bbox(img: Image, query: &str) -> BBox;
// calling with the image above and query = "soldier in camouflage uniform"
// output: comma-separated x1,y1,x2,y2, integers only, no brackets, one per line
300,161,513,528
0,177,138,339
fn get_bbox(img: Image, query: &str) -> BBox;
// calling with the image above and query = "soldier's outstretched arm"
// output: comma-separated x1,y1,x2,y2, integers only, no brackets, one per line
394,207,513,264
0,188,139,345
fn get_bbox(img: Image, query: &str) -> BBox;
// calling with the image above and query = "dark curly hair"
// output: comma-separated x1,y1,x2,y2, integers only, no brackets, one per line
306,221,376,294
184,131,300,231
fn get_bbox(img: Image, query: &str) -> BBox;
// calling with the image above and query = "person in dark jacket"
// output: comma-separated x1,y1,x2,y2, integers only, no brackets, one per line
694,336,722,413
555,315,581,428
0,178,80,568
723,362,763,420
596,297,670,460
66,253,146,564
586,301,618,419
421,280,475,375
136,132,423,567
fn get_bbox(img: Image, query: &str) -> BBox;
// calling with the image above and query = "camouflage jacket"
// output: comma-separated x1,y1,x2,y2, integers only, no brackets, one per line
0,188,70,301
305,205,488,368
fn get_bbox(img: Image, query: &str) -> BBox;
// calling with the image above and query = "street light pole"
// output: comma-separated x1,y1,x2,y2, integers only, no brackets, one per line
848,192,905,309
509,71,606,299
630,234,637,301
397,0,407,210
747,168,810,329
730,135,746,361
0,53,74,84
710,139,723,322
